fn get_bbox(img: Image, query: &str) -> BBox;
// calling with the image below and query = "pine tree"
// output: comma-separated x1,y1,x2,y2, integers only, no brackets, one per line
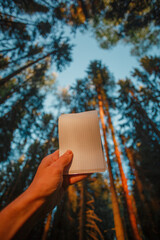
87,60,125,240
104,97,142,240
0,86,43,161
120,135,158,240
118,78,160,139
117,57,160,239
0,37,72,87
78,179,104,240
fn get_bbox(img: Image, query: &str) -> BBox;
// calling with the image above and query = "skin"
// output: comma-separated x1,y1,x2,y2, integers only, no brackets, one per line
0,150,89,240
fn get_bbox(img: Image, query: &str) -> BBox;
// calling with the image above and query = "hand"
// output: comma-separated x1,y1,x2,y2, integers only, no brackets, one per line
28,150,89,211
0,150,89,240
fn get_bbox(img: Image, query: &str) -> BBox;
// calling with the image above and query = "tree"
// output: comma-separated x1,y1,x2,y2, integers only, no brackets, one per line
132,56,160,118
117,57,160,239
0,113,57,207
89,173,115,240
0,37,72,87
104,98,142,240
120,135,158,240
0,1,49,75
78,179,104,240
92,0,160,56
49,187,78,240
51,0,160,56
118,78,160,139
0,86,43,161
87,60,126,240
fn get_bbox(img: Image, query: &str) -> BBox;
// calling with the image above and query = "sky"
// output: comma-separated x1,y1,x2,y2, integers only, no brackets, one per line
44,29,140,111
56,30,139,87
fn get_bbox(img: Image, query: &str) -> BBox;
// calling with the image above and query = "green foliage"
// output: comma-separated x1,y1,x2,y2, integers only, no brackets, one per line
0,1,73,88
92,0,160,56
117,56,160,238
118,56,160,135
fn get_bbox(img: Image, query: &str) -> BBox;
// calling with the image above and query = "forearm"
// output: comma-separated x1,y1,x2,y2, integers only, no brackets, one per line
0,188,45,240
0,150,83,240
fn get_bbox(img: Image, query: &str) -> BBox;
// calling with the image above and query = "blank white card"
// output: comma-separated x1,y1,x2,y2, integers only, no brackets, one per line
58,110,106,174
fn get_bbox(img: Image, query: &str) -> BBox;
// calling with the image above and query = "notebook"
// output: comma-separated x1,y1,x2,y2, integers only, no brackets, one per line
58,110,106,174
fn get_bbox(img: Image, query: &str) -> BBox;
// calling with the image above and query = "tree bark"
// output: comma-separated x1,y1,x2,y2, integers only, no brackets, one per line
121,136,157,239
79,181,86,240
49,193,67,240
97,91,125,240
104,97,142,240
42,212,52,240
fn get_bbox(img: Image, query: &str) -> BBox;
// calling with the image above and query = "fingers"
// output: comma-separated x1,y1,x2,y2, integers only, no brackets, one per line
42,150,73,169
50,150,59,161
41,150,59,168
68,174,91,185
62,174,91,189
55,150,73,168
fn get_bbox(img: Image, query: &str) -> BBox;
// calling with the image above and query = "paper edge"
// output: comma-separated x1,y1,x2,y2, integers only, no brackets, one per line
63,166,107,175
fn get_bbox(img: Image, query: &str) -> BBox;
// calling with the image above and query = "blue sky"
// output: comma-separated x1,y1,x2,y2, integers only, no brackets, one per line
56,30,139,87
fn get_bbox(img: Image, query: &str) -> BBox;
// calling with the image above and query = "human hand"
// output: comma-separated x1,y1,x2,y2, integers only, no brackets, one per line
28,150,89,211
0,150,89,240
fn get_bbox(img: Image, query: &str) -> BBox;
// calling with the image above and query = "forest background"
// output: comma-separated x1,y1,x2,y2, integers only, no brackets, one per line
0,1,160,240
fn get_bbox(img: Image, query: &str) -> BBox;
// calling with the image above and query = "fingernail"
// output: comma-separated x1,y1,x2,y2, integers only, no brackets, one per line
66,150,72,155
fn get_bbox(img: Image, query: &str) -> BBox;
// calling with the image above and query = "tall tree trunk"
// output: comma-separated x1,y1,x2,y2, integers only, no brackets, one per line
0,51,55,86
42,212,52,240
121,137,148,208
97,91,125,240
79,181,86,240
121,136,157,239
50,193,68,240
104,97,142,240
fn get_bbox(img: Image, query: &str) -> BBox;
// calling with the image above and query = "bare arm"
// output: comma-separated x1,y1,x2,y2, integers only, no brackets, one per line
0,150,88,240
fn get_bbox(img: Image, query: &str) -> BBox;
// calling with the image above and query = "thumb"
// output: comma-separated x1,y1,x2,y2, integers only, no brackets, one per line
57,150,73,168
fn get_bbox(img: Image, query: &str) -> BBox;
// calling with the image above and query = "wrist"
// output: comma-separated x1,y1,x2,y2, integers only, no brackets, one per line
25,186,46,207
